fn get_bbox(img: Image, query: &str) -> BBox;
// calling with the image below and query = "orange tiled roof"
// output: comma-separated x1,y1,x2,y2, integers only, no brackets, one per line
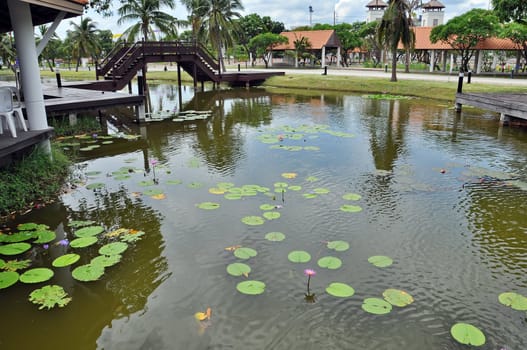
273,30,341,51
366,0,387,7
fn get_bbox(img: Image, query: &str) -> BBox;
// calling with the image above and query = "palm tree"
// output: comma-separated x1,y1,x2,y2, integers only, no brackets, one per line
377,0,415,82
117,0,176,42
0,33,15,71
36,25,61,72
180,0,209,43
67,17,101,72
293,36,311,67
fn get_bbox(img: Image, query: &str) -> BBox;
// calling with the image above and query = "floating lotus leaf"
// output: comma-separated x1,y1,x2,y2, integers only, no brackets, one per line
263,211,281,220
284,146,303,152
74,225,104,238
383,289,414,307
52,254,81,268
72,264,105,282
313,188,330,194
217,182,235,189
225,193,242,200
306,176,318,182
2,259,31,271
288,134,303,140
33,230,56,244
70,236,98,248
226,263,251,277
288,185,302,191
91,254,122,267
0,259,4,269
120,231,145,243
326,282,355,298
303,193,318,199
234,247,257,260
85,171,102,176
318,256,342,269
166,179,182,185
197,202,220,210
259,204,275,211
327,241,350,252
340,204,363,213
114,175,131,181
151,193,166,200
362,298,393,315
187,182,203,189
2,231,36,243
86,183,105,190
17,223,38,231
69,220,95,228
99,242,128,256
144,189,163,196
498,292,527,311
29,285,72,310
209,187,226,194
241,216,265,226
265,232,286,242
236,280,266,295
274,182,288,189
20,268,54,284
0,242,32,256
138,180,155,187
288,250,311,263
342,193,362,201
368,255,393,268
0,271,19,289
282,173,297,179
450,323,486,346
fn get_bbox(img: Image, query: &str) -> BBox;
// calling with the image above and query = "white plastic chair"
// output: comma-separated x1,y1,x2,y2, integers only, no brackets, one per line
0,86,27,138
9,87,27,132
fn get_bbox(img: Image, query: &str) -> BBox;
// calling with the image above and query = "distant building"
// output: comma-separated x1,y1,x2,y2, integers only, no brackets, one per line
366,0,388,23
421,0,445,27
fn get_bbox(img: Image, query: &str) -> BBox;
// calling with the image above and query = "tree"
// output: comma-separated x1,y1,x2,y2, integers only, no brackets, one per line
292,35,311,67
180,0,209,42
67,17,101,71
359,21,382,66
36,25,61,72
430,9,499,72
493,0,527,23
377,0,415,82
97,30,114,58
499,22,527,71
248,33,288,68
237,13,285,63
0,33,15,71
117,0,176,42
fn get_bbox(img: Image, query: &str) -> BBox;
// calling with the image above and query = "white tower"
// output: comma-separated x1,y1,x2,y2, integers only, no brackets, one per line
421,0,445,27
366,0,388,23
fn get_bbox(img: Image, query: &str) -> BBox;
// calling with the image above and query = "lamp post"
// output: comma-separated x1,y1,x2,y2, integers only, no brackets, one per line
309,5,313,26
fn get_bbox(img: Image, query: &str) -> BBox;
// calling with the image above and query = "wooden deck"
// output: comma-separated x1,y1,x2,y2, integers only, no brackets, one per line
0,128,54,161
455,93,527,121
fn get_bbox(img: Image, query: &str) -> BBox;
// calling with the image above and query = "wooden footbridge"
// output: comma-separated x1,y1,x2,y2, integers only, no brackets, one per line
68,41,283,91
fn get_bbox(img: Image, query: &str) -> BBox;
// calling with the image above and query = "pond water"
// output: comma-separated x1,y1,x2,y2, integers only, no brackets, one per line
1,85,526,350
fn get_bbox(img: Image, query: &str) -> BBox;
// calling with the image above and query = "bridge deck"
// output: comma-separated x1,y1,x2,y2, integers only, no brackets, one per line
455,92,527,120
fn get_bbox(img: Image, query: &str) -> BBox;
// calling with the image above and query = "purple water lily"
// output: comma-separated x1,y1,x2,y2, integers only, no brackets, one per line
58,239,69,246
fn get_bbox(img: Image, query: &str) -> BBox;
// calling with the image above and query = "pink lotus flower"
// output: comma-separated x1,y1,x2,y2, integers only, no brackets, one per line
304,269,316,277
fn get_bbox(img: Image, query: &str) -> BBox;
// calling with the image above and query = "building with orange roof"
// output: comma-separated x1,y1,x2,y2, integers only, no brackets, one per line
273,30,342,67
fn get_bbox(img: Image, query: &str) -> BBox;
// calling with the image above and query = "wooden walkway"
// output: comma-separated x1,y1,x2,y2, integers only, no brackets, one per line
455,93,527,121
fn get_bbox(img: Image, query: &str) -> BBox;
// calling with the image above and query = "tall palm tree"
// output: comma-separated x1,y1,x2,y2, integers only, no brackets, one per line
117,0,176,42
0,33,15,71
377,0,415,82
180,0,209,43
36,25,61,72
67,17,101,72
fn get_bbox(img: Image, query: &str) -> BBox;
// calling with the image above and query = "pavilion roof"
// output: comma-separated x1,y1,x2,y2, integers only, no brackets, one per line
273,30,341,51
422,0,445,9
365,0,388,8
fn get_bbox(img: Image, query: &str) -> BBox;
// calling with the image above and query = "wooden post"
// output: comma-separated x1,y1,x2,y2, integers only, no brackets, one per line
193,63,197,90
455,72,464,112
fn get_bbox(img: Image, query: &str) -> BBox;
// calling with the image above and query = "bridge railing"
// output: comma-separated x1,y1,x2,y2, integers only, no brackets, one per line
96,41,129,77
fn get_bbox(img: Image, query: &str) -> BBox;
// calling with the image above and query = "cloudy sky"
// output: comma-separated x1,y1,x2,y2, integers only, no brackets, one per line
56,0,491,38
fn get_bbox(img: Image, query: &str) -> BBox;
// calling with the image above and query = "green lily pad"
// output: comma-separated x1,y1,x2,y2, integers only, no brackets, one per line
226,263,251,277
166,179,183,185
313,188,330,194
120,231,145,243
263,211,281,220
224,193,242,200
234,247,257,260
288,185,302,191
317,256,342,269
0,242,32,256
197,202,220,210
52,254,81,268
342,193,362,201
259,204,276,211
99,242,128,256
19,268,54,284
138,180,155,187
450,323,486,346
326,282,355,298
17,223,38,231
74,225,104,238
114,175,131,181
33,230,56,244
187,182,203,189
265,232,286,242
327,241,350,252
69,220,95,228
144,188,163,196
498,292,527,311
217,182,235,189
91,254,122,267
70,236,98,248
288,250,311,263
306,176,318,182
274,182,288,189
368,255,393,268
86,183,105,190
2,259,31,271
236,280,266,295
2,231,36,243
383,288,414,307
0,271,19,289
0,259,4,269
362,297,393,315
72,264,105,282
340,205,363,213
241,216,265,226
29,285,72,310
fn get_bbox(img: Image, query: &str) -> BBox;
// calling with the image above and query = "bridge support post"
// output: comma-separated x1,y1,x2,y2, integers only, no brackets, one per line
500,113,510,126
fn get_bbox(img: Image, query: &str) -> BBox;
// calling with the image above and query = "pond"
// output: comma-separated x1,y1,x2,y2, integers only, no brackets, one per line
1,85,526,349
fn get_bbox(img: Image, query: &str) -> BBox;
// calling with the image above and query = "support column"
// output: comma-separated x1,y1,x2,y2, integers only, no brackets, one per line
429,50,435,72
321,46,326,67
8,0,48,131
337,47,341,67
449,53,454,74
476,50,483,74
441,51,447,72
68,113,77,126
492,52,498,71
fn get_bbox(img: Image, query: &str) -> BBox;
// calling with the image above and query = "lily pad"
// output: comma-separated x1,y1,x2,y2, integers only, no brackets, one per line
86,183,105,190
70,236,98,248
138,180,155,187
197,202,220,210
368,255,393,268
187,182,203,189
19,268,54,284
313,188,330,194
306,176,319,182
99,242,128,256
224,193,242,200
226,263,251,277
120,231,145,243
52,254,81,268
0,271,19,289
288,250,311,263
326,282,355,298
340,204,363,213
450,323,486,346
114,174,131,181
265,232,286,242
166,179,183,185
91,254,122,267
233,247,257,260
498,292,527,311
241,216,265,226
2,259,31,271
362,297,393,315
259,204,276,211
0,242,32,256
342,193,362,201
0,259,4,269
72,264,105,282
383,288,414,307
2,231,36,243
33,230,56,244
263,211,281,220
209,187,226,194
74,225,104,238
288,185,302,191
327,241,350,252
69,220,95,228
29,285,72,310
17,223,38,231
303,193,318,199
143,188,163,196
317,256,342,269
236,280,266,295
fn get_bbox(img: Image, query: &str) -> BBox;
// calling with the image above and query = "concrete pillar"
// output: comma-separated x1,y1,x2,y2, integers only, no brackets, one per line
492,52,498,71
476,50,483,74
8,0,48,131
449,53,454,74
337,47,341,67
500,113,510,125
295,52,298,68
68,113,77,126
429,50,435,72
441,51,447,72
321,46,326,67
